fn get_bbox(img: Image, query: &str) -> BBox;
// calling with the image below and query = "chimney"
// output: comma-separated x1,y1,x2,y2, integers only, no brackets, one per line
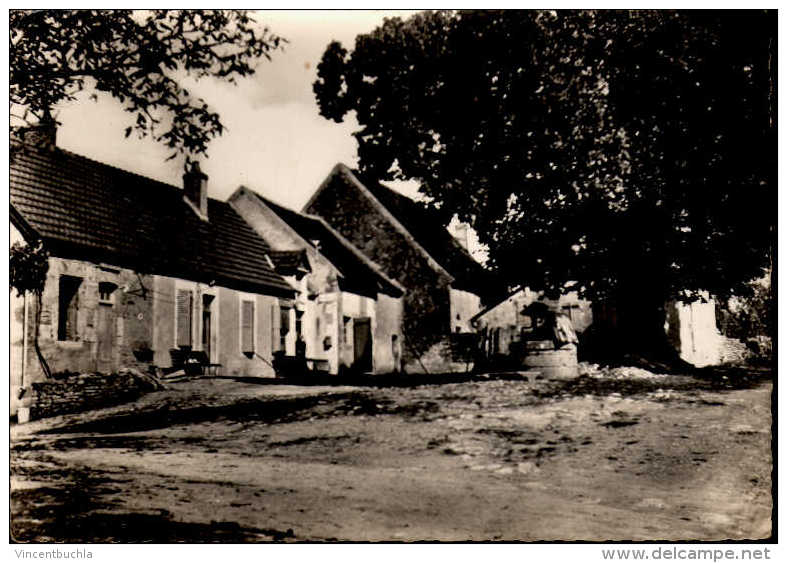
183,162,208,219
20,116,57,148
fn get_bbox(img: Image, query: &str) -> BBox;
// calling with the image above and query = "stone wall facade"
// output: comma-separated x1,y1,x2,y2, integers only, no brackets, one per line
22,256,156,384
11,252,287,416
372,292,404,373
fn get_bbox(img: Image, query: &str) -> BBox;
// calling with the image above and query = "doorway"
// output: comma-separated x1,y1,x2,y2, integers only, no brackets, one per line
96,303,115,373
352,317,372,373
202,294,214,361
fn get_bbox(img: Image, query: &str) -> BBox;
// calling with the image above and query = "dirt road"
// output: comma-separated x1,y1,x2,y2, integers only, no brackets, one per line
10,368,773,542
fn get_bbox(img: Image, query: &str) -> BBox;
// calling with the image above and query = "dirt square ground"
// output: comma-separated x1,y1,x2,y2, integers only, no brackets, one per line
10,366,773,542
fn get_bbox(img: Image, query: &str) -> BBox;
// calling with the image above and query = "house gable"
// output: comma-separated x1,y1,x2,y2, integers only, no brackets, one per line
304,164,454,281
304,164,500,300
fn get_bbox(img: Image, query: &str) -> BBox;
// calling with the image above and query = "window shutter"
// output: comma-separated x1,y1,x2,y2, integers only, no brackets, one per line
241,300,254,353
176,289,193,347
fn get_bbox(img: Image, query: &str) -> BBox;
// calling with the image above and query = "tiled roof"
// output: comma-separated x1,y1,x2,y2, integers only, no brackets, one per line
10,143,294,296
352,170,499,296
269,249,309,276
249,192,404,297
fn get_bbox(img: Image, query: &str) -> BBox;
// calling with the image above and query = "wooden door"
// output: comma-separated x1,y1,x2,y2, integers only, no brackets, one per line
96,303,115,373
352,317,372,373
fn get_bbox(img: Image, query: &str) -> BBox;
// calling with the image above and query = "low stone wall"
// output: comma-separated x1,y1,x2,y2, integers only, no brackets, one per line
25,370,163,420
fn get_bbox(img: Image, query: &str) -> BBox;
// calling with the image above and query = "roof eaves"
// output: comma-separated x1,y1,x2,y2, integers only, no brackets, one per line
10,204,41,243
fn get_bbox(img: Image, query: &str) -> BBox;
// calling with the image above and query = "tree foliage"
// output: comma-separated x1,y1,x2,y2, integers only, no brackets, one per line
717,274,773,340
11,9,285,164
10,241,49,297
314,10,775,314
10,240,53,379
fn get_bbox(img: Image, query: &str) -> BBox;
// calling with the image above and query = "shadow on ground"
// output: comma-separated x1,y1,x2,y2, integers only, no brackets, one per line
10,461,296,543
35,364,771,437
38,391,441,436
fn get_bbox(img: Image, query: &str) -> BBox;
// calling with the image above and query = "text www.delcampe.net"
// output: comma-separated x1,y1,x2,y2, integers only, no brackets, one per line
601,548,772,561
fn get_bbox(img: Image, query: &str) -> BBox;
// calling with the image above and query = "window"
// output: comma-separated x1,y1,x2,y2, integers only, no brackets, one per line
241,299,255,354
58,276,82,341
176,289,193,348
295,310,303,339
343,315,352,345
279,306,291,351
98,282,117,303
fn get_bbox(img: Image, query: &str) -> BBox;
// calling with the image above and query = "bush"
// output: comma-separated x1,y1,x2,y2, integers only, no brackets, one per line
717,274,773,341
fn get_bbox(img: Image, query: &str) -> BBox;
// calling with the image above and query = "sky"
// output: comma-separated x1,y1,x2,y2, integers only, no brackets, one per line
52,10,423,210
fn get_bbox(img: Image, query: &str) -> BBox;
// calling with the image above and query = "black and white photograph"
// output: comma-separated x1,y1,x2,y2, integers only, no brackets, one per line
8,7,777,548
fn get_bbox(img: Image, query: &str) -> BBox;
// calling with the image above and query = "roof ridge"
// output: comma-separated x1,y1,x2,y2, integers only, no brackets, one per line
249,189,310,219
323,165,456,282
13,142,229,205
355,171,484,266
11,143,294,296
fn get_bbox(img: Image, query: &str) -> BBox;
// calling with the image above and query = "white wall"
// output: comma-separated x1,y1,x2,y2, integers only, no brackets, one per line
449,287,482,334
665,296,722,367
339,291,375,373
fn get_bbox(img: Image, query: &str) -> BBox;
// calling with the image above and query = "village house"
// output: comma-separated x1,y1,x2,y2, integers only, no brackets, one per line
303,164,500,373
471,287,593,363
229,186,405,375
472,285,725,368
10,123,297,414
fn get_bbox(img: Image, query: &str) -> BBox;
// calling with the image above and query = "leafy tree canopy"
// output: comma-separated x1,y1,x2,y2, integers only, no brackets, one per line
11,9,285,164
10,241,49,297
314,10,775,308
10,240,52,379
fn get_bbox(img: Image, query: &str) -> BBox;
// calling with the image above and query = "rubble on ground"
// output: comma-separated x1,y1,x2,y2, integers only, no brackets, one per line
578,362,666,381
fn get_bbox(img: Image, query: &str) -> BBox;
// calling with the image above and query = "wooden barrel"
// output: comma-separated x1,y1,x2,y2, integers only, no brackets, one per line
523,340,578,380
